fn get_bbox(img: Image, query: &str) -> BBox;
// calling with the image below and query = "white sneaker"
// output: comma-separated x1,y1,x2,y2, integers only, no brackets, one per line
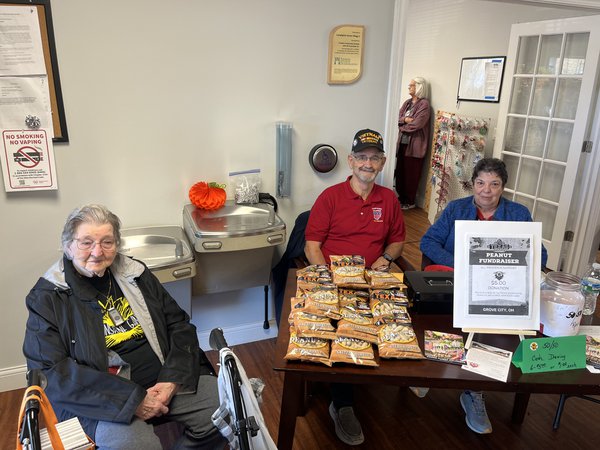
409,386,429,398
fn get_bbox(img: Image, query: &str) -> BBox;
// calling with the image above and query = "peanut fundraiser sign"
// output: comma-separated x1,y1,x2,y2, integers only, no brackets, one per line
1,129,57,191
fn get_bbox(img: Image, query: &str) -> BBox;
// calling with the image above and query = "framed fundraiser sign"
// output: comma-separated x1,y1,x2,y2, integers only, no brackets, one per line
453,220,542,331
457,56,505,103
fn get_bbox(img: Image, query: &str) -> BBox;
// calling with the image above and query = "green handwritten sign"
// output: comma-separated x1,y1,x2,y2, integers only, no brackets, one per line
512,335,587,373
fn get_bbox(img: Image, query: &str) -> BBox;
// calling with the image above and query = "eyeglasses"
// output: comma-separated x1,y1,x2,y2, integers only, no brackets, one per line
73,238,117,251
474,179,503,190
352,154,384,163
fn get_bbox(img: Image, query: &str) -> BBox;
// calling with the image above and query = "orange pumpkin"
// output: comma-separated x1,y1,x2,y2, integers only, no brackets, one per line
189,182,226,210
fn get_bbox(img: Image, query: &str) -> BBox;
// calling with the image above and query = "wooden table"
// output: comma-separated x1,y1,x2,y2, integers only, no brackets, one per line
272,269,600,450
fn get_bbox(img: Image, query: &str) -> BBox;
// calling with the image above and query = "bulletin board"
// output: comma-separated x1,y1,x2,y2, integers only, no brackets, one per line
457,56,506,103
1,1,68,142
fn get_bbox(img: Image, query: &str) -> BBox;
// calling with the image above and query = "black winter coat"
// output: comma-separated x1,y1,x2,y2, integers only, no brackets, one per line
23,255,213,438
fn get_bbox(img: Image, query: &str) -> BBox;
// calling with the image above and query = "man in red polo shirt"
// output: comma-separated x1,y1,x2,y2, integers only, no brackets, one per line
305,128,406,445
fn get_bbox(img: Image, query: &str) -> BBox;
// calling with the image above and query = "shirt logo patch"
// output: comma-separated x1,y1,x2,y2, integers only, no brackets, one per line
372,208,383,222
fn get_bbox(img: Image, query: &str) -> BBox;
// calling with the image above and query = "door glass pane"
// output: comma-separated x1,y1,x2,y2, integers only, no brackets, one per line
516,35,539,74
546,121,573,162
531,78,556,117
504,117,526,153
502,154,520,190
509,78,533,114
515,194,535,215
523,119,548,157
534,201,557,241
515,158,540,196
555,78,581,119
562,32,589,75
539,162,565,202
502,191,515,202
537,34,563,75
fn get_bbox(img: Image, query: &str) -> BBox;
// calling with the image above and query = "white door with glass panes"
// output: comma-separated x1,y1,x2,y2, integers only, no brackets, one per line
494,15,600,271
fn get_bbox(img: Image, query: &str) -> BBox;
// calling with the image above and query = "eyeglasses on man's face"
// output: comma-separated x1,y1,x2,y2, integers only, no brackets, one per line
73,238,117,251
352,154,384,164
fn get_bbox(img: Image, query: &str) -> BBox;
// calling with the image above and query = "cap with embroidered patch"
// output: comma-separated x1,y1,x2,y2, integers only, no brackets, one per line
351,129,384,153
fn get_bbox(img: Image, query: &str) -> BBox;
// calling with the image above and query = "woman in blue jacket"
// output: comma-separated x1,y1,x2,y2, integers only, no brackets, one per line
421,158,548,268
418,158,547,435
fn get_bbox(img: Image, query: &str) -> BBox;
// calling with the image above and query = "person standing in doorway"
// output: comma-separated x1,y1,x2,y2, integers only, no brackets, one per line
395,77,431,210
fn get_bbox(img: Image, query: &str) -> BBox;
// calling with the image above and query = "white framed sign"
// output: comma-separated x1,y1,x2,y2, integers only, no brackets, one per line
457,56,506,103
453,220,542,331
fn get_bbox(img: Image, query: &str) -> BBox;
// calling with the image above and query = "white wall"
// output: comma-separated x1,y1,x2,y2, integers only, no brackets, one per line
0,0,396,390
394,0,595,214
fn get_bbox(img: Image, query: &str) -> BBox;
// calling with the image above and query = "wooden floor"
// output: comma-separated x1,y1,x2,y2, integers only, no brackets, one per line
400,207,431,270
4,208,600,449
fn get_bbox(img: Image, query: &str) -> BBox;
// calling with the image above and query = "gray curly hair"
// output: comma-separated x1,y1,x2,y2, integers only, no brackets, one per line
61,204,121,254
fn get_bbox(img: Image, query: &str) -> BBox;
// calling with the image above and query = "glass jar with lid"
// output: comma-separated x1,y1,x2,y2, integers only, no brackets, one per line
539,271,585,337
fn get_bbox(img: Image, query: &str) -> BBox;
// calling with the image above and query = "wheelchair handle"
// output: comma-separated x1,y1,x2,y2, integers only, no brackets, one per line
209,328,228,351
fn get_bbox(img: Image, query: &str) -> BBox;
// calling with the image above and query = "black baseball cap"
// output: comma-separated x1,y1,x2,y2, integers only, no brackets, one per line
351,129,384,153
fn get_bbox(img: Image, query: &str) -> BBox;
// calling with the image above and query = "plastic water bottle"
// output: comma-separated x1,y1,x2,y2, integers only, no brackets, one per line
581,262,600,315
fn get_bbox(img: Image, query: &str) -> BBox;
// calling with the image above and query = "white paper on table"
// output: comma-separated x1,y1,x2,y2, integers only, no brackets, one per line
462,341,513,382
587,365,600,374
0,5,47,76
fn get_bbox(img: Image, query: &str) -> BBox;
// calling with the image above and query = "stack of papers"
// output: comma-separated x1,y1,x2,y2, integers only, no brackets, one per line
39,417,91,450
463,341,513,382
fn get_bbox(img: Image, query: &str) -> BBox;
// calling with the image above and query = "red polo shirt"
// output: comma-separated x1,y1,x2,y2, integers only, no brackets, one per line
305,177,406,267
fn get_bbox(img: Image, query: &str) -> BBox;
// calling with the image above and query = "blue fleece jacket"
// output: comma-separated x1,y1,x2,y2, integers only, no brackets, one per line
420,196,548,268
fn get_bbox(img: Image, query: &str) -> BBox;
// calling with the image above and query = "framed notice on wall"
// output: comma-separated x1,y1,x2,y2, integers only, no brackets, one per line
327,25,364,85
0,0,68,142
457,56,506,103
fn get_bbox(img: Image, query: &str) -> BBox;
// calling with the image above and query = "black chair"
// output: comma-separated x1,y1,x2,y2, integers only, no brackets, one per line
421,253,434,270
553,394,600,430
272,211,311,325
394,254,416,272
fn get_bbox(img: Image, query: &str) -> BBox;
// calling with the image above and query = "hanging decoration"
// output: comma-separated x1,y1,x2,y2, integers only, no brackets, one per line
427,111,490,219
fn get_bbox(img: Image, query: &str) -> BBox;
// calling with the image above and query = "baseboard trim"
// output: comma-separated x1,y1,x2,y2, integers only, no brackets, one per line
197,319,279,350
0,364,27,392
2,321,279,393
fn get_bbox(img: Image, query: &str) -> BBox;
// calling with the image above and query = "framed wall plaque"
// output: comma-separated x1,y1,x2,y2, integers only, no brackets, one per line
327,25,364,85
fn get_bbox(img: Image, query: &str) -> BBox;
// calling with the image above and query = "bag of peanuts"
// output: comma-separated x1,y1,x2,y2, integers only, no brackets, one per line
330,336,378,366
330,255,367,285
370,300,411,325
285,328,332,366
377,323,424,360
293,310,337,340
336,308,379,344
365,270,405,288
